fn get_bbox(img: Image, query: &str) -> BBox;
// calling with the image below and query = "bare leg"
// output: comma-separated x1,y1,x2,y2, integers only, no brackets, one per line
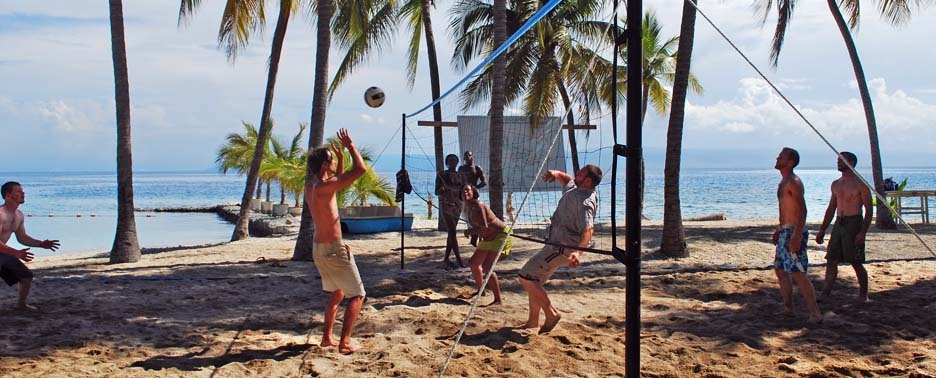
822,262,838,296
519,277,560,333
791,272,822,323
482,252,501,305
16,278,35,310
774,269,794,315
338,295,365,354
469,250,485,294
321,290,344,347
518,278,540,328
853,263,869,303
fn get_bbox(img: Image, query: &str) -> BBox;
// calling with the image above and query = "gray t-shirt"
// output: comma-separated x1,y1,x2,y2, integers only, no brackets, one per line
547,181,598,247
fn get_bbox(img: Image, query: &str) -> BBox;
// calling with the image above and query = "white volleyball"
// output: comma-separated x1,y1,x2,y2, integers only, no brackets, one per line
364,86,385,108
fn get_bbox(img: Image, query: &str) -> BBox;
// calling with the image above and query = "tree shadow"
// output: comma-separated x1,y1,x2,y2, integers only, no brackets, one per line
130,343,312,371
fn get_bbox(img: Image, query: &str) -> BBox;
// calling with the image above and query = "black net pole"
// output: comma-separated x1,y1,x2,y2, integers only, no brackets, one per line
624,0,643,376
400,114,406,270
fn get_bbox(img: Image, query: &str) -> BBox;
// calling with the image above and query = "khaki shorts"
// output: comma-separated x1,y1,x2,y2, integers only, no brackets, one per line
518,245,571,283
313,241,366,297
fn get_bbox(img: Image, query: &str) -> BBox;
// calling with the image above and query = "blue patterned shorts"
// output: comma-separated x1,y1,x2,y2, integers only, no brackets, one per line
775,228,809,273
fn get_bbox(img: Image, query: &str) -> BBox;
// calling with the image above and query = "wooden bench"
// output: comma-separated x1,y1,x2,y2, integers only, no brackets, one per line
885,190,935,224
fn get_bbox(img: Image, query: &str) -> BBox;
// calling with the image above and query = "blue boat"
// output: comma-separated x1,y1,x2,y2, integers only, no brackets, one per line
339,206,414,234
341,214,414,234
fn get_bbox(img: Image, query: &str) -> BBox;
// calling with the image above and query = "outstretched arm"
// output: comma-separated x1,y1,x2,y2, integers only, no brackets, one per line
541,170,573,186
14,223,59,251
476,166,487,188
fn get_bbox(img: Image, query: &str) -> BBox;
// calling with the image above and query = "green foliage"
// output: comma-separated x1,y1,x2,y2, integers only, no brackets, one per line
884,178,909,218
320,135,395,209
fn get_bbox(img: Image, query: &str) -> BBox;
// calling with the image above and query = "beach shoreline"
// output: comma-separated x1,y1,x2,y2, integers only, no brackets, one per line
2,219,934,377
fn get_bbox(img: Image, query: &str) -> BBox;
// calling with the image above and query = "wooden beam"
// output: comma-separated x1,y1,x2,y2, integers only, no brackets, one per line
562,124,596,130
417,121,458,127
417,120,595,130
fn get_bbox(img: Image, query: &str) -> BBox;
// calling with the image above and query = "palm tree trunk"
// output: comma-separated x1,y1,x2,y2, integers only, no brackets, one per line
825,0,895,229
488,0,506,219
421,0,444,175
294,0,333,260
661,0,697,258
232,4,291,241
557,84,580,173
107,0,141,264
421,0,446,230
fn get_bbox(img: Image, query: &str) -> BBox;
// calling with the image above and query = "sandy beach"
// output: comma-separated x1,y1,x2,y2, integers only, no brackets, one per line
1,219,934,377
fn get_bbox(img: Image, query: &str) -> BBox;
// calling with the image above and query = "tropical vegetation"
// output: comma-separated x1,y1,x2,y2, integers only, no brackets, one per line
179,0,303,241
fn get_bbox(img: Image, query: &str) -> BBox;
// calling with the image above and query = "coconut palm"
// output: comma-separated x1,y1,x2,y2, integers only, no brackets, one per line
448,0,620,215
756,0,926,229
216,121,273,200
108,0,141,264
265,123,308,205
633,11,702,124
293,0,335,261
180,0,303,240
661,1,700,258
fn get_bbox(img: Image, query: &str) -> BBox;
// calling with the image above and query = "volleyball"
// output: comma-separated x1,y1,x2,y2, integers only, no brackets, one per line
364,86,385,108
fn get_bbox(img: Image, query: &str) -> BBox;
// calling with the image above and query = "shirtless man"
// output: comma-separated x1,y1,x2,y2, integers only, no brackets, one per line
815,151,872,303
306,129,367,354
772,148,822,323
0,181,60,310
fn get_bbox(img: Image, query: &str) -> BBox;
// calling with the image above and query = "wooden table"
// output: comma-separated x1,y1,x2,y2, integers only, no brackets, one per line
885,190,935,224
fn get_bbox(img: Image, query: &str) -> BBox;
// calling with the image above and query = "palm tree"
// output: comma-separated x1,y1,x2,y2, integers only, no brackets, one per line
661,0,700,258
266,123,308,204
635,11,701,124
293,0,335,261
448,0,619,215
756,0,925,229
631,10,702,222
404,0,447,173
180,0,302,240
216,122,272,201
108,0,141,264
489,0,506,218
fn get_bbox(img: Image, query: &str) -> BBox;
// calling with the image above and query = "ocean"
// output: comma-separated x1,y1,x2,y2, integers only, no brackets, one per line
2,167,933,256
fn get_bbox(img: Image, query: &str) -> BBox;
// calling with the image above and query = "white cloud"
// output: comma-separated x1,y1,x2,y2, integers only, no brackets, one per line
679,77,936,155
36,99,108,132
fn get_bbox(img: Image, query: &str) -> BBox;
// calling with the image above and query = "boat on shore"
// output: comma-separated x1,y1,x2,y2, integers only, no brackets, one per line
339,206,414,234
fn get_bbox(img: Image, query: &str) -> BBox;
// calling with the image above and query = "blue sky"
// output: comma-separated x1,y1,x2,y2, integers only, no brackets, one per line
2,0,935,172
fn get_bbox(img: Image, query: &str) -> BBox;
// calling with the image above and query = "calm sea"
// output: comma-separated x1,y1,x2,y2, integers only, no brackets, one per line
2,167,933,256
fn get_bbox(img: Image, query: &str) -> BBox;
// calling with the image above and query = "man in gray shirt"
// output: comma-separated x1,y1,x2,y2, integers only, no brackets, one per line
518,164,601,334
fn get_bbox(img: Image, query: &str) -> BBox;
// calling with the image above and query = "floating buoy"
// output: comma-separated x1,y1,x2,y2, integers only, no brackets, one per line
27,213,33,217
76,214,82,218
48,213,54,217
90,214,96,218
146,214,153,218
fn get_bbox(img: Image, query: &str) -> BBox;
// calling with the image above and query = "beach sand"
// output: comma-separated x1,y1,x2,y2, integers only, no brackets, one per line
1,219,934,377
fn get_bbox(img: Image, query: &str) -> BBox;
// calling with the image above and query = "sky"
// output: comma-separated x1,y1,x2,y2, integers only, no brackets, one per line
2,0,935,173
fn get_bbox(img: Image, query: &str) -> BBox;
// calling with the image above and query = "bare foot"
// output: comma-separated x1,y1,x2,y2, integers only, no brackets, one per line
855,295,869,304
15,304,38,312
338,342,358,355
320,337,337,348
520,321,539,329
539,314,561,334
807,313,824,324
482,299,502,307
